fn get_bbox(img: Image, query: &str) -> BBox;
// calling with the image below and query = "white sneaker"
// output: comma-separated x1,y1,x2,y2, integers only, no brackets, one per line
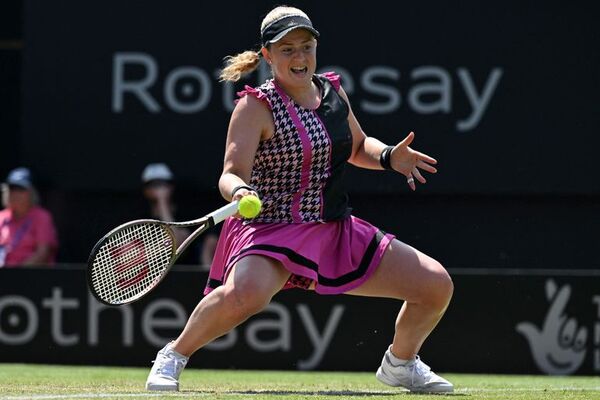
145,343,189,391
376,348,453,393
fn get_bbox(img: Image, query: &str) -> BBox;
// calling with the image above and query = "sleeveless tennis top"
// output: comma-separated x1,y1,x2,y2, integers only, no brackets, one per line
238,72,352,224
205,72,395,296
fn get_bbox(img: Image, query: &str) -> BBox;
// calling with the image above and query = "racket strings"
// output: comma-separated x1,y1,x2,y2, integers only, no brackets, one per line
90,223,175,304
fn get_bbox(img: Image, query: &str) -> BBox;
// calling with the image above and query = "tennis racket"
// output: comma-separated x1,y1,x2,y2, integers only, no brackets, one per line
87,200,241,306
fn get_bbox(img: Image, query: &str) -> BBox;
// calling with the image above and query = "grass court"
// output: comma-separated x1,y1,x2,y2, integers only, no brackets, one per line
1,364,599,399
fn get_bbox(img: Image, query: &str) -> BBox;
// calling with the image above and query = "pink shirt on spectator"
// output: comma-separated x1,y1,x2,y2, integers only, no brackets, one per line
0,206,58,266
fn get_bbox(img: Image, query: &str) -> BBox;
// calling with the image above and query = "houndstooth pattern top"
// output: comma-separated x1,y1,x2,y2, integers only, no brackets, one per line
237,72,353,224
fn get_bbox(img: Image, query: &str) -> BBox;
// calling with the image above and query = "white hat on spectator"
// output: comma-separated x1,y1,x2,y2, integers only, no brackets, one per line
141,163,173,184
5,167,34,189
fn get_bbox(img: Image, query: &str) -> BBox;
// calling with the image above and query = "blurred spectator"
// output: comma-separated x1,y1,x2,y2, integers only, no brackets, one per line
141,163,188,244
199,229,218,268
141,163,217,268
0,167,58,267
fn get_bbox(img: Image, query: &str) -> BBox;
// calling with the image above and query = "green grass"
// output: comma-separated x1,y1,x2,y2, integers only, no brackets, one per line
0,364,599,400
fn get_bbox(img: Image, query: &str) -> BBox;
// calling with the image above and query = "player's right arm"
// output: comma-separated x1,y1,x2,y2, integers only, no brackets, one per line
219,95,273,202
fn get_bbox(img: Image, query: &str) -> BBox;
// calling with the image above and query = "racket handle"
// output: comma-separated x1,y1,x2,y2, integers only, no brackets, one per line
208,201,239,225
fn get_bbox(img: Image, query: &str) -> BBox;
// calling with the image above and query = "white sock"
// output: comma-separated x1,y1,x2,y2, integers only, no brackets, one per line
166,342,188,360
387,348,414,367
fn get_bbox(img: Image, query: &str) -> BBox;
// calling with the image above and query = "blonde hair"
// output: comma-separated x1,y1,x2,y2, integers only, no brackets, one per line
260,6,310,32
219,6,311,82
219,50,262,82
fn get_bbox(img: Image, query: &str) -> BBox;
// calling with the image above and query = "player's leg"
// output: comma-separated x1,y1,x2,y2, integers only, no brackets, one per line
345,238,454,393
146,255,290,391
173,255,290,355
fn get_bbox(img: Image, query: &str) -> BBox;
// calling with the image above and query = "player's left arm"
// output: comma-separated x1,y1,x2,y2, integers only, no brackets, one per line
339,86,386,170
339,86,438,190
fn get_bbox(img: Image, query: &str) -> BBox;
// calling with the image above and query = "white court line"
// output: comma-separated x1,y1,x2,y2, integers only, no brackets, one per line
0,394,208,400
4,387,600,399
457,387,600,392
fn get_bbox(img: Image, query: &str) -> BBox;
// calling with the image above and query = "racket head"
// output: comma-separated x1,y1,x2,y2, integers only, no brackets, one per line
87,220,177,305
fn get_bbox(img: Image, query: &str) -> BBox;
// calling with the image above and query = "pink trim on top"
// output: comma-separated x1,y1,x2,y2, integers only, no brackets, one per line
273,81,313,223
236,85,272,109
313,110,333,220
321,71,341,91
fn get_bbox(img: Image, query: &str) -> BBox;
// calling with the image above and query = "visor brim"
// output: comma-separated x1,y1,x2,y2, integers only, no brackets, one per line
265,25,320,45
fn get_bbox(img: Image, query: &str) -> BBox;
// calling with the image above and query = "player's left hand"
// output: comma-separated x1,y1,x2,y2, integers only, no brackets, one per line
389,132,438,191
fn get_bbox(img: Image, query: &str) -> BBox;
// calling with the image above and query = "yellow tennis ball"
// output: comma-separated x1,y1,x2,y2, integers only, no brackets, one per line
238,195,262,218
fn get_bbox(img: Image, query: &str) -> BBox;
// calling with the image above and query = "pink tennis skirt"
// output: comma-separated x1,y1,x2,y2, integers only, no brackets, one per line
204,215,394,295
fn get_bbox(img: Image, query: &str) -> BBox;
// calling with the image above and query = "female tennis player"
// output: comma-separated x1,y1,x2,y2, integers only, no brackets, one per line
146,5,454,393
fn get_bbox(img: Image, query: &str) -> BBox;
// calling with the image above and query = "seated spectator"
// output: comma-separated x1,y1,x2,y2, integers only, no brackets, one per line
0,167,58,267
141,163,217,268
199,231,218,268
141,163,189,245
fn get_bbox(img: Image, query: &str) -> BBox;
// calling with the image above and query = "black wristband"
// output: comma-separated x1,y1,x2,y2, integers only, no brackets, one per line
231,185,256,198
379,146,395,171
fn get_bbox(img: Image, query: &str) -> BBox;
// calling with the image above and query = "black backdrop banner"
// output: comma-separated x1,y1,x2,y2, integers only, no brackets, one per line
1,267,599,375
21,1,600,194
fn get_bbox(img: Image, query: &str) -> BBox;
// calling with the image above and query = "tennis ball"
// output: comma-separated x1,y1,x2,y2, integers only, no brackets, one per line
238,195,262,218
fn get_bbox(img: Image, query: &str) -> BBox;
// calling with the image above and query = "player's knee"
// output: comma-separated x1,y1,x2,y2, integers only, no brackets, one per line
428,262,453,309
225,280,272,319
406,259,453,309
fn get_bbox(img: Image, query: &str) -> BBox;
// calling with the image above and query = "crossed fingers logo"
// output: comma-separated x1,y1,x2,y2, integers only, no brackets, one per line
516,279,587,375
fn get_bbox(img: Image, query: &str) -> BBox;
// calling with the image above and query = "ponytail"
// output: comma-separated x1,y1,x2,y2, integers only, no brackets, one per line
219,50,261,82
